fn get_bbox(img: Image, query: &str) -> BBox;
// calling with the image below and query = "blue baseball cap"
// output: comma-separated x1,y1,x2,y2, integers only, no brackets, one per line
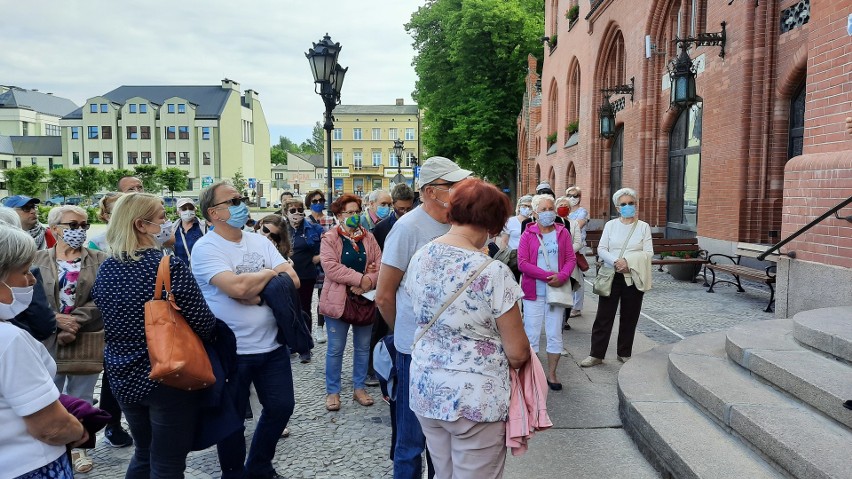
3,195,40,208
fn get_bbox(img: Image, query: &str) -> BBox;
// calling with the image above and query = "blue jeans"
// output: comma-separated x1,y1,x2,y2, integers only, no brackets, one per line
119,385,203,479
394,352,426,479
217,346,295,479
325,316,372,393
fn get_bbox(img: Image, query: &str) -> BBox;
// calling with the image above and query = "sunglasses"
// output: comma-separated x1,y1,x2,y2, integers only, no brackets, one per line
20,204,38,212
619,201,636,207
310,199,325,204
567,194,580,198
179,205,195,211
211,197,248,208
288,207,305,214
57,221,91,231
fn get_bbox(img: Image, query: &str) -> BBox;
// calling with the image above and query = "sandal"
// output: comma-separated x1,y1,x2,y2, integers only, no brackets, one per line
72,449,94,473
325,393,341,411
569,310,582,318
353,389,374,407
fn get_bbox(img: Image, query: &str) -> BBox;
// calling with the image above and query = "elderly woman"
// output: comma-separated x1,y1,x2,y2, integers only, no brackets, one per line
256,214,292,259
500,195,533,251
404,178,529,478
285,197,325,362
517,194,576,390
170,198,205,266
580,187,653,367
92,193,216,478
305,189,336,344
0,222,89,478
565,186,589,317
318,194,381,411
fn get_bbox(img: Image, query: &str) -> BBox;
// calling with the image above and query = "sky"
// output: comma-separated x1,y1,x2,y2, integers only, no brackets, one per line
0,0,421,144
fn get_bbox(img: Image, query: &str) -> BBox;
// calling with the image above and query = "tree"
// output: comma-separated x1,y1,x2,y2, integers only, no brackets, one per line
271,147,287,165
300,121,324,156
133,165,162,193
159,168,189,198
5,165,46,197
48,168,77,201
74,167,104,200
406,0,544,190
230,168,248,196
103,168,135,190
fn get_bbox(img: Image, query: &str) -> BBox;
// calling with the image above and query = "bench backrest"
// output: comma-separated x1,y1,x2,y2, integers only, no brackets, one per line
653,237,701,255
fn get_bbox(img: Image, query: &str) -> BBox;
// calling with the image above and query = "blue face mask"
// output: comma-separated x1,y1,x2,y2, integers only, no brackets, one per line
376,206,391,219
310,202,324,214
619,204,637,218
226,203,250,228
537,211,557,227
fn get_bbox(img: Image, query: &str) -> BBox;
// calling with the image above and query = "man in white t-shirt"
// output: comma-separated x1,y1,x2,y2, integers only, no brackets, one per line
192,181,299,479
376,156,471,478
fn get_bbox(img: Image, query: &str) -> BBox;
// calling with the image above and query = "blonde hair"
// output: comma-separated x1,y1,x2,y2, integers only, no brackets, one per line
566,186,582,196
98,192,124,222
531,194,555,212
106,193,164,262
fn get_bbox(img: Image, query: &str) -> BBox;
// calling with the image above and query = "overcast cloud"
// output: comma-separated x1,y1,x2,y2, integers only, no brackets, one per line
0,0,421,143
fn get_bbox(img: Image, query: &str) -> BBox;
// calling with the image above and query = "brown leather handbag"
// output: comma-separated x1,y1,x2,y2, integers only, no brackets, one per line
340,291,377,326
144,256,215,391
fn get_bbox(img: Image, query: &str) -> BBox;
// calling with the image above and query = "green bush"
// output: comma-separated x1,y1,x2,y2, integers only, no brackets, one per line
661,250,699,259
37,205,104,225
547,132,557,145
567,121,579,135
566,5,580,22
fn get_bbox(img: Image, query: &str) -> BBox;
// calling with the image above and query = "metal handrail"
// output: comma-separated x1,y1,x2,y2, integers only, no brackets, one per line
757,195,852,260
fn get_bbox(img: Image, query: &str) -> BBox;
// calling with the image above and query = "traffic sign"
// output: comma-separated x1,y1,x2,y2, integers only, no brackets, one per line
248,178,257,188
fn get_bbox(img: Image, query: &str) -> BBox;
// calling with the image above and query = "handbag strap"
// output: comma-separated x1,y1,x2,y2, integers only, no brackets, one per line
413,257,495,348
616,221,640,260
535,232,558,272
154,255,173,301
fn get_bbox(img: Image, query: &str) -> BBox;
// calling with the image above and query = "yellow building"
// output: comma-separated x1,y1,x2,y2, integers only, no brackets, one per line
327,99,421,195
60,79,271,199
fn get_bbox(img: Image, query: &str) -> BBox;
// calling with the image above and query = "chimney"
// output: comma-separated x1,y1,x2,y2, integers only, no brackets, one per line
396,98,404,106
221,78,240,91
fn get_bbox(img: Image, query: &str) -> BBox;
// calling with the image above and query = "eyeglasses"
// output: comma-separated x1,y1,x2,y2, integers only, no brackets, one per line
57,221,91,231
211,197,248,208
310,198,325,205
618,201,636,207
179,205,195,211
394,207,413,214
288,207,305,214
19,204,37,212
341,210,361,217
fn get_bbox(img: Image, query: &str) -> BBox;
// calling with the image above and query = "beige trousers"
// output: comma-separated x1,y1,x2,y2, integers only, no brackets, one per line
417,415,507,479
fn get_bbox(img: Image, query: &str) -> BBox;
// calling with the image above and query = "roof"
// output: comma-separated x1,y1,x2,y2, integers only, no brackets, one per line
334,104,419,115
62,85,234,120
0,135,62,156
0,87,79,117
306,154,325,168
0,135,13,155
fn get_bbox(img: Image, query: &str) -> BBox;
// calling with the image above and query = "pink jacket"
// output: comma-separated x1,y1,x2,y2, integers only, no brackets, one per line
506,347,553,455
517,222,577,300
318,229,382,319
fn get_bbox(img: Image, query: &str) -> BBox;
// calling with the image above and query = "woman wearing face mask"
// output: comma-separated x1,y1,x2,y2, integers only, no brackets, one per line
580,188,653,368
32,205,107,473
565,186,589,317
256,214,292,259
318,194,381,411
0,222,91,479
517,194,576,391
170,198,205,267
285,198,325,362
305,190,335,344
92,193,216,478
87,192,123,252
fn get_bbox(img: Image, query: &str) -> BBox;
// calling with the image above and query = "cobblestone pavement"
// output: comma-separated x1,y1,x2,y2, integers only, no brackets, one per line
78,266,773,478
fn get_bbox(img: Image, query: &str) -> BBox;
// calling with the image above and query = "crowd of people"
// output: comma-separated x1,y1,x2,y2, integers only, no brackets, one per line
0,155,653,479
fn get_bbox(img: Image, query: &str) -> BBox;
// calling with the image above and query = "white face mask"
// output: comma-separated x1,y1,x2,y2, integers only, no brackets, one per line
0,282,34,320
179,210,196,222
567,197,580,207
519,206,532,217
144,219,173,246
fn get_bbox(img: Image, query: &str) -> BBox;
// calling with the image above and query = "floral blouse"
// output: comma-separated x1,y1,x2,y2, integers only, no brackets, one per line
56,258,81,314
404,242,522,423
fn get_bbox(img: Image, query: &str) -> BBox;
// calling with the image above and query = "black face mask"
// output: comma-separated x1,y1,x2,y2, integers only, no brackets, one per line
269,233,281,244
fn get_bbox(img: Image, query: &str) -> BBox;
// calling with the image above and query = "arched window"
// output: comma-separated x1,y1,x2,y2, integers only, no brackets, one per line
788,81,806,160
549,0,559,36
535,163,541,184
566,162,577,188
548,80,559,145
667,103,702,235
567,60,581,128
603,32,626,87
609,126,624,217
548,166,556,191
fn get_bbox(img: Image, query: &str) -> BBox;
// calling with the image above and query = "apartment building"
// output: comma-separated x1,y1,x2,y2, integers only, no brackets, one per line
60,78,271,198
327,99,421,195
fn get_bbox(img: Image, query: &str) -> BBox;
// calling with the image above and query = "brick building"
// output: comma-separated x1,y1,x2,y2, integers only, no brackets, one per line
517,0,850,313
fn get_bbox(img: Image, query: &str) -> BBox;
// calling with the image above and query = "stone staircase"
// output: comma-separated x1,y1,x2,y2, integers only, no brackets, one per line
618,306,852,478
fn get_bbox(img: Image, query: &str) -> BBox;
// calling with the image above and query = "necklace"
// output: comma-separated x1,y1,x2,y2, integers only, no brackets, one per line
445,231,483,250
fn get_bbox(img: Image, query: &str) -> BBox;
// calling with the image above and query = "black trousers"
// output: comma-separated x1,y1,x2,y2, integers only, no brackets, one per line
100,370,123,426
590,273,644,359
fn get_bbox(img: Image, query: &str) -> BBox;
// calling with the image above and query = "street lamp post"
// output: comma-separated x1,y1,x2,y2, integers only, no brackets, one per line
306,34,348,203
392,139,404,185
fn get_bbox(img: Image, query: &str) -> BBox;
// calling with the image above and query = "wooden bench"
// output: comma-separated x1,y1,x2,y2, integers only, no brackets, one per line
651,237,710,282
705,254,777,312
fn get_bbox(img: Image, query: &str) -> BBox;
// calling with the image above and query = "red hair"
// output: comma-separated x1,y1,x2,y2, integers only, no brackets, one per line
329,194,363,216
447,178,511,235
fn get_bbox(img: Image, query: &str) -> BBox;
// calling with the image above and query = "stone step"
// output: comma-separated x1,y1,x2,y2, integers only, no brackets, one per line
793,306,852,362
617,344,783,479
726,319,852,428
669,331,852,479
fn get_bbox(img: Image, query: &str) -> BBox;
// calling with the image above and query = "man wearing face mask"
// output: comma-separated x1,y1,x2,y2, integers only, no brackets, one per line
170,198,204,267
191,182,300,479
360,189,393,232
376,156,471,479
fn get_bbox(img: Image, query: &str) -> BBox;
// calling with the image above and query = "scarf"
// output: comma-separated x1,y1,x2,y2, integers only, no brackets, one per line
27,223,47,249
337,224,366,252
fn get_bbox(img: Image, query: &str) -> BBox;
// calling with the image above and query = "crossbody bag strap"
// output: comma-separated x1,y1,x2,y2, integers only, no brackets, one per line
617,221,640,260
413,257,495,348
536,232,557,272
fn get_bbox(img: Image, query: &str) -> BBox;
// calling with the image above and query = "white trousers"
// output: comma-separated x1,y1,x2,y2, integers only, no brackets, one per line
522,298,565,354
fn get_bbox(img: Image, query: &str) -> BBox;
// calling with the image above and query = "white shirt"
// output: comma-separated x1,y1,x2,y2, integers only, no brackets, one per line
191,231,286,354
502,216,524,250
0,322,65,477
598,219,654,285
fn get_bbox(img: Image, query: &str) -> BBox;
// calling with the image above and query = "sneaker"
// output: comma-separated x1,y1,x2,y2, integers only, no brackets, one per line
365,373,380,387
617,356,631,363
560,348,570,357
280,426,291,438
103,424,133,448
314,327,327,344
300,352,312,364
579,356,603,367
569,310,582,318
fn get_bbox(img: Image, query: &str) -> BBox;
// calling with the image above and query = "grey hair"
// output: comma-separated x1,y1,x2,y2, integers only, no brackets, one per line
0,207,21,228
199,180,231,222
391,183,415,202
612,187,638,206
555,196,570,207
47,205,88,227
368,189,390,203
517,195,533,207
531,194,555,212
0,223,37,282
